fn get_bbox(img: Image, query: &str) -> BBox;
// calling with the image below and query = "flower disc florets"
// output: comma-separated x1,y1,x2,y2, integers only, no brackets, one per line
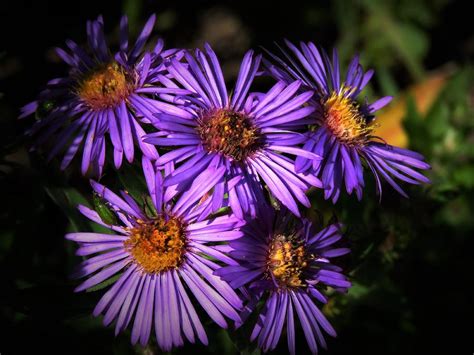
78,62,135,110
197,108,262,161
266,233,312,289
324,87,374,146
124,216,186,274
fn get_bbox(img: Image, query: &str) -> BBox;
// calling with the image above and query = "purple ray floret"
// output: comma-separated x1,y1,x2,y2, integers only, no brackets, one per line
215,207,351,354
66,156,243,350
265,41,431,202
20,15,186,176
144,44,323,218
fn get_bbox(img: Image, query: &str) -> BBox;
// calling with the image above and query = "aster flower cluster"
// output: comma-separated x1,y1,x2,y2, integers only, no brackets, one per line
22,14,431,354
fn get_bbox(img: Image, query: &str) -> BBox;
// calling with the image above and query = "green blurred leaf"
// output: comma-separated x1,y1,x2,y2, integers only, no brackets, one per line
123,0,143,33
347,282,372,300
396,23,429,66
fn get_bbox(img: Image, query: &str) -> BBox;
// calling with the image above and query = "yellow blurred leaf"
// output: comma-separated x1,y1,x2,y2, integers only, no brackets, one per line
374,69,451,147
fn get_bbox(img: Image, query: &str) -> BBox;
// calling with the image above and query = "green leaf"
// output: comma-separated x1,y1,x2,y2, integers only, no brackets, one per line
44,186,92,232
93,193,118,225
116,162,148,202
143,195,158,219
86,272,122,292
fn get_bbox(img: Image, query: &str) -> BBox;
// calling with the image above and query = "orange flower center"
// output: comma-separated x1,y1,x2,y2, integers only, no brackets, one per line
77,62,134,110
124,217,186,274
267,234,311,288
197,108,262,161
324,88,374,146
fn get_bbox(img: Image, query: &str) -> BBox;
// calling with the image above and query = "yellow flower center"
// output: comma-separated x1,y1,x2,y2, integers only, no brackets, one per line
267,234,311,288
124,217,186,274
324,88,374,146
77,62,133,110
197,108,262,161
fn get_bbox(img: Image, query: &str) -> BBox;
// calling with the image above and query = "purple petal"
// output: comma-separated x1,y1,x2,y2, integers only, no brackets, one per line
75,259,129,292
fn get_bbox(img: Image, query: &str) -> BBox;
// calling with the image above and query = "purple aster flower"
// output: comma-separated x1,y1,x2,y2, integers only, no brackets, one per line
265,41,431,202
215,207,351,354
20,15,187,176
65,157,244,350
144,44,323,218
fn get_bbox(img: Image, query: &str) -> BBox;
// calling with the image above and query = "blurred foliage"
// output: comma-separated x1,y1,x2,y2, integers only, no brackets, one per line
374,70,451,148
1,0,473,354
333,0,448,89
323,65,474,354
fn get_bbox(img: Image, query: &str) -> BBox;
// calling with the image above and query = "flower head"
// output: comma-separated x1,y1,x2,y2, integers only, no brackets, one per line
145,44,323,218
66,157,244,350
265,41,430,202
20,15,186,176
216,207,351,354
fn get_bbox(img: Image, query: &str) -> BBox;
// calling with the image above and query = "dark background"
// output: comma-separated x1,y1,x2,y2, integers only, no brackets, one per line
1,0,473,354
